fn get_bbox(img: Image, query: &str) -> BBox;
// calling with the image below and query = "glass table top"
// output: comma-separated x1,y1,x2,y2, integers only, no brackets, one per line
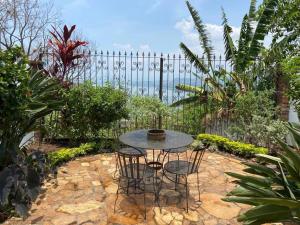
119,129,194,150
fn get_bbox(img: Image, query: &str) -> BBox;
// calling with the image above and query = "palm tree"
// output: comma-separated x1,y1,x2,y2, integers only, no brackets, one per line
172,0,279,119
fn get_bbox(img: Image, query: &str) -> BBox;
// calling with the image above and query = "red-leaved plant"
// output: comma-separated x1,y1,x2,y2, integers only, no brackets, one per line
48,25,88,87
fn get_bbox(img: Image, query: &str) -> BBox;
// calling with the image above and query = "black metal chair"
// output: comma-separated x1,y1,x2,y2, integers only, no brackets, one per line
162,142,210,212
114,147,153,219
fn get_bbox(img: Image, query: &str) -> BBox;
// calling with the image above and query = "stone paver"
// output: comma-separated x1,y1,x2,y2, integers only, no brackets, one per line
6,151,252,225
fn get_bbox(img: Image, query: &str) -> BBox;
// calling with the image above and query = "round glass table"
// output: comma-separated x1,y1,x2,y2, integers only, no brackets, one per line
119,129,194,203
119,129,194,151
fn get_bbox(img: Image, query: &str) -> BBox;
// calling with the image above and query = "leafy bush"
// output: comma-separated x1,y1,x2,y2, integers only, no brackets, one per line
0,151,49,220
282,56,300,116
227,90,288,147
197,133,268,156
128,96,173,129
0,47,63,165
47,139,118,168
175,105,206,134
54,82,128,140
47,142,99,167
0,47,63,219
224,123,300,225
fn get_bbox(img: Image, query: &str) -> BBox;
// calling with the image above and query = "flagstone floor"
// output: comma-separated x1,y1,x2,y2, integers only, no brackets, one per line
5,151,251,225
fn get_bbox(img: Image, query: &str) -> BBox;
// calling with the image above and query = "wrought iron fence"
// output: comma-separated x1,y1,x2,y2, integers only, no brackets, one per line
45,50,232,137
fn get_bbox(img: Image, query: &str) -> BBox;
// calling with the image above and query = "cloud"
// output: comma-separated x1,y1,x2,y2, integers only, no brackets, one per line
139,44,151,52
113,43,134,52
146,0,161,14
175,17,240,57
113,43,152,52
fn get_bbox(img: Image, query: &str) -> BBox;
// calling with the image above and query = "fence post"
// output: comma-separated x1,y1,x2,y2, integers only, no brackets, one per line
158,55,163,129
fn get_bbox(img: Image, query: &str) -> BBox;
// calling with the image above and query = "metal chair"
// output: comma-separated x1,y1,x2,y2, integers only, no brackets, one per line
114,147,153,219
162,142,210,212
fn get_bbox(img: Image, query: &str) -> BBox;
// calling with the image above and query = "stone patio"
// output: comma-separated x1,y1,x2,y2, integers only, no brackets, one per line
5,151,251,225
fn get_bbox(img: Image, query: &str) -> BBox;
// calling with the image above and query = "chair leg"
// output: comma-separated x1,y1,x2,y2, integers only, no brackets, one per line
185,176,189,213
114,178,121,213
175,174,178,191
113,153,119,180
143,181,146,220
197,171,201,202
126,179,130,195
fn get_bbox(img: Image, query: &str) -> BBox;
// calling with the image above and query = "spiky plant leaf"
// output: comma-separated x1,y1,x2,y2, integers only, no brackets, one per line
224,124,300,224
186,1,214,64
238,205,296,225
248,0,257,20
226,172,271,188
175,84,204,94
170,95,203,107
236,15,252,72
286,122,300,148
228,72,247,93
180,42,209,74
222,8,237,64
277,139,300,174
248,0,278,60
225,197,300,208
243,162,280,178
255,154,283,164
205,78,228,100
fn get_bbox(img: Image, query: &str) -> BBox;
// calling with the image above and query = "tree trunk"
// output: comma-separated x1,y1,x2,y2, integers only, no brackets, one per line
275,68,289,121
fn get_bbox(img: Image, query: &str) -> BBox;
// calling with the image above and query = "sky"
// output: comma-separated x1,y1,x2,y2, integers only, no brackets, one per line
53,0,263,56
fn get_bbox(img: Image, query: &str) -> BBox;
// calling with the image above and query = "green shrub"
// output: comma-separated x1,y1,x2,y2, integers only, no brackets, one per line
227,90,288,147
0,47,63,219
128,96,173,129
197,133,268,156
47,142,101,167
175,105,206,134
282,56,300,116
48,82,128,140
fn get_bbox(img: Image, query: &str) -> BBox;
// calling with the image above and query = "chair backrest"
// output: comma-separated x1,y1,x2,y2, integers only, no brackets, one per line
188,143,210,174
116,150,145,180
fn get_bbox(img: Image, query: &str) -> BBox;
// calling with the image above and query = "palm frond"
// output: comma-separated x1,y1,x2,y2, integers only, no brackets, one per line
175,84,204,94
248,0,278,60
205,77,228,100
186,1,214,64
171,95,204,107
192,72,204,81
222,8,237,64
236,15,252,72
180,42,209,74
229,72,247,93
269,31,299,59
249,0,257,20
